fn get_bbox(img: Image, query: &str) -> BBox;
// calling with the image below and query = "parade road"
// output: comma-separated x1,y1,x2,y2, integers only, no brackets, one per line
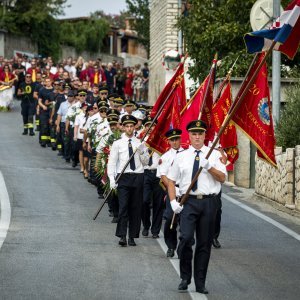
0,105,300,300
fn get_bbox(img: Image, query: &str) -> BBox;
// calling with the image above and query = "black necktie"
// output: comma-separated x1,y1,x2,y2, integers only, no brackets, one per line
191,150,201,192
128,139,136,171
148,149,153,166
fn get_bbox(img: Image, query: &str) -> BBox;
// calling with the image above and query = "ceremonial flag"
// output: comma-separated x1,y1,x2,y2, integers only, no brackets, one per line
180,74,215,148
245,0,300,59
147,70,186,154
150,62,185,118
212,82,239,164
232,53,277,166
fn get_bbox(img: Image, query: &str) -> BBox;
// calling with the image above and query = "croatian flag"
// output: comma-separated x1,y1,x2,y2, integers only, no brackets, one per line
245,0,300,59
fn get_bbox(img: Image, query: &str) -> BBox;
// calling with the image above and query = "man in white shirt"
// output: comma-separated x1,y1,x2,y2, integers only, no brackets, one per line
167,120,227,295
157,128,184,258
140,116,164,239
107,115,149,247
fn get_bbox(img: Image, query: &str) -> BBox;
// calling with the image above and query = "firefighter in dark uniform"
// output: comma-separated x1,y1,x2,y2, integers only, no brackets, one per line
38,77,54,147
51,81,66,154
167,120,227,294
107,115,149,247
17,73,36,136
33,72,43,133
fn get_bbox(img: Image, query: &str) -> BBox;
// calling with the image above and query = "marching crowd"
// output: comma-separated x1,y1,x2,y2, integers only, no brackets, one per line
13,54,227,295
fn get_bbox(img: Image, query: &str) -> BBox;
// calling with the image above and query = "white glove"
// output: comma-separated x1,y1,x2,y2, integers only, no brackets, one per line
175,187,181,197
170,199,183,214
199,158,212,170
137,143,146,154
109,177,117,189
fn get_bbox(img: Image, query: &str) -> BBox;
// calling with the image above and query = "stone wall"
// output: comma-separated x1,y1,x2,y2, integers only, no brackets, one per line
3,33,38,57
255,146,300,211
149,0,179,104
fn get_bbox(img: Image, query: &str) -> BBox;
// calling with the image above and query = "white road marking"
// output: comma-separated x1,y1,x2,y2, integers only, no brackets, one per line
222,193,300,241
157,232,208,300
0,171,11,250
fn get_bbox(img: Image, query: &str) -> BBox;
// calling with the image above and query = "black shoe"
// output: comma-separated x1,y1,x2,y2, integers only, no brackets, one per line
41,144,46,148
119,236,127,247
212,238,221,248
65,159,70,163
47,143,52,147
111,217,118,223
22,130,28,135
178,279,190,292
196,287,209,294
72,161,77,168
57,152,63,156
109,211,113,217
128,238,136,246
52,146,56,151
142,228,149,237
166,248,175,258
29,130,35,136
152,233,159,239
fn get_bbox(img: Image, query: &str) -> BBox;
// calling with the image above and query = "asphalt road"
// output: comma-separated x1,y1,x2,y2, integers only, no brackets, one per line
0,103,300,300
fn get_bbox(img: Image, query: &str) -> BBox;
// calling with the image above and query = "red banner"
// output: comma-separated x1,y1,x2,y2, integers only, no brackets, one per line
212,82,239,164
180,74,214,148
147,70,186,154
232,53,277,166
150,63,185,118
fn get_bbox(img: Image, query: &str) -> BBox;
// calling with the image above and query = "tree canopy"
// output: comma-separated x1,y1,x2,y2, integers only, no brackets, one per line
125,0,150,54
178,0,298,81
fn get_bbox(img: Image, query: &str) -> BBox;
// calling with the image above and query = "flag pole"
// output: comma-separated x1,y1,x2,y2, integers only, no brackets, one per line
213,55,240,103
170,43,276,228
198,53,218,119
93,61,186,220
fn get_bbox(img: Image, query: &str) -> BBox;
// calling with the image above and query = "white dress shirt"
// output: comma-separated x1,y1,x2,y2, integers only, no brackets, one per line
167,145,227,196
157,147,184,178
107,133,149,180
74,112,86,139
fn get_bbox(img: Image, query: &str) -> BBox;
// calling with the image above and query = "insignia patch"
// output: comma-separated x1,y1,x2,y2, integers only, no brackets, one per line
196,121,200,126
258,97,270,126
173,130,176,135
126,116,129,119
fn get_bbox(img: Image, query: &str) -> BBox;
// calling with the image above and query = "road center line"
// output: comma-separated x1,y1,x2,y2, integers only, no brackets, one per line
222,193,300,242
157,232,208,300
0,171,11,250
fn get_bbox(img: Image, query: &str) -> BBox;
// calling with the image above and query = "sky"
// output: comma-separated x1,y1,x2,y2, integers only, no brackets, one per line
59,0,127,19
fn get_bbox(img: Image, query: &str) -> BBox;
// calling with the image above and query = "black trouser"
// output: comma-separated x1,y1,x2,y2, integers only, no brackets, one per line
107,192,119,218
214,190,222,239
56,123,64,154
62,125,73,160
69,127,78,163
163,195,179,250
89,149,98,184
21,101,35,132
177,195,217,290
40,112,50,146
50,122,57,149
142,169,165,235
116,173,144,238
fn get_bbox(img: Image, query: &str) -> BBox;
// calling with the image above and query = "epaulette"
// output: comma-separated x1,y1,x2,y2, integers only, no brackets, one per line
176,149,186,153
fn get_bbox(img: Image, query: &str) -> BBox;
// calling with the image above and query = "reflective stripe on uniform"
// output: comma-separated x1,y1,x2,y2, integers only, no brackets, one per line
24,124,28,129
50,139,56,143
41,136,48,140
27,123,34,129
35,120,40,125
57,144,62,149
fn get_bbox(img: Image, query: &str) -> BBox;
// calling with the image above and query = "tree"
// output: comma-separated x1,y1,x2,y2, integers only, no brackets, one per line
91,10,130,29
275,83,300,150
1,0,67,60
178,0,298,81
125,0,150,54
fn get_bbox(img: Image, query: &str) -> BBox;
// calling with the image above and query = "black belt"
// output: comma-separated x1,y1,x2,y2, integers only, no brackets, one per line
145,169,157,174
187,194,216,200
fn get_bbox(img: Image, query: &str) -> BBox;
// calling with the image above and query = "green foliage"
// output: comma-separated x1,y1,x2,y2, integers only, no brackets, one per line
178,0,299,81
1,0,67,59
59,17,110,53
91,10,130,28
276,83,300,150
126,0,150,54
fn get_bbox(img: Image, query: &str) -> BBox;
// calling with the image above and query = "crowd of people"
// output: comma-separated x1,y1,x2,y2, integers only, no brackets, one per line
5,54,227,295
0,55,149,103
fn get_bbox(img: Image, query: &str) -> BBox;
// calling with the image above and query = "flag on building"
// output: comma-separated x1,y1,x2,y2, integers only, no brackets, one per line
212,81,239,164
244,0,300,59
232,53,277,166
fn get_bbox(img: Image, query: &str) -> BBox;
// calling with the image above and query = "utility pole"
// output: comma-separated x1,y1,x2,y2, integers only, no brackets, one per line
272,0,281,126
